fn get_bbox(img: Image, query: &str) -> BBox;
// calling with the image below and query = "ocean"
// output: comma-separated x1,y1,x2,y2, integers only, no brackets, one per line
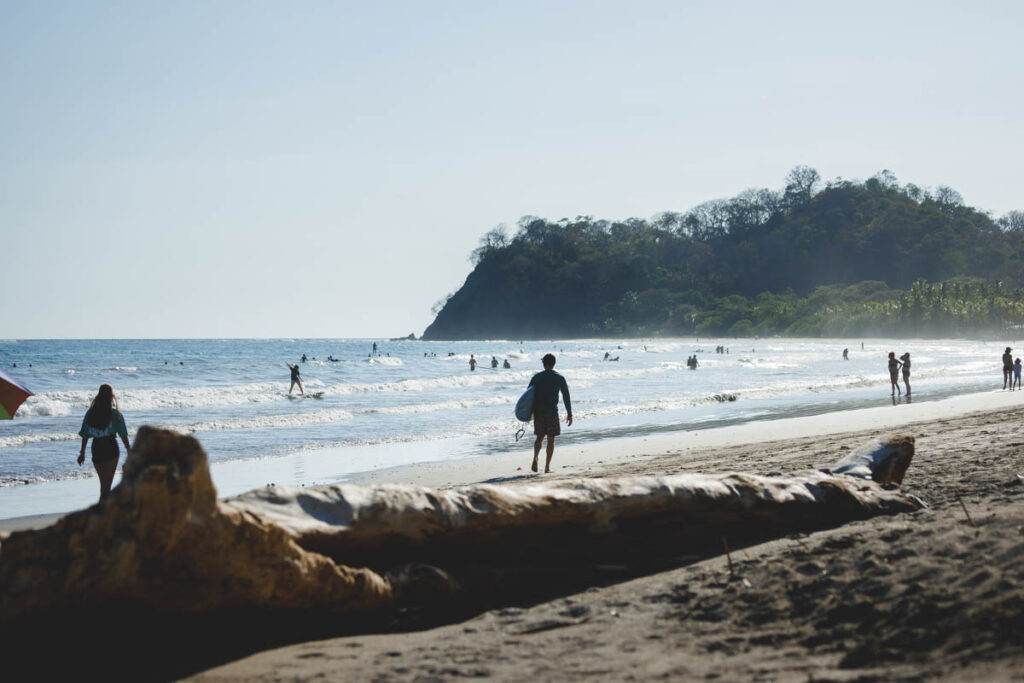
0,337,1009,518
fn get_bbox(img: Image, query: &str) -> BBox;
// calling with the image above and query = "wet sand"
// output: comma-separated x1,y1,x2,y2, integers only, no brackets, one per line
190,399,1024,682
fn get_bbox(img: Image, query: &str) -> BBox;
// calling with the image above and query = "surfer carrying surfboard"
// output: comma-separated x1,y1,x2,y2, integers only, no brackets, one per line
528,353,572,474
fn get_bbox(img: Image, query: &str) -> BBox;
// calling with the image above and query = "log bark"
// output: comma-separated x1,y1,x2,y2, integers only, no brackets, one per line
0,427,391,625
228,436,918,597
0,429,917,624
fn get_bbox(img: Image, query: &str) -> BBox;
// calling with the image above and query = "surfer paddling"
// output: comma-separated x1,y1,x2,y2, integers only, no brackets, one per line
528,353,572,474
286,362,303,395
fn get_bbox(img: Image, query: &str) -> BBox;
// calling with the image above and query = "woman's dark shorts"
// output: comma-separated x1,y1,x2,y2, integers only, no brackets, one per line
534,414,561,437
91,435,120,464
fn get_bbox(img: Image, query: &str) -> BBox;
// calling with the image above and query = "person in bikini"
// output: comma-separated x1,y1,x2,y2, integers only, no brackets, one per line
900,352,911,395
77,384,131,500
887,352,902,396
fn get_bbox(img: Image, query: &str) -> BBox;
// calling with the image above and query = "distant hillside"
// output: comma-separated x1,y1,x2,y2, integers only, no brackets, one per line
423,168,1024,339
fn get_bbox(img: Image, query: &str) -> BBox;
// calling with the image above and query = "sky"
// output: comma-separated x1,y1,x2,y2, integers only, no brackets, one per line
3,1,1022,339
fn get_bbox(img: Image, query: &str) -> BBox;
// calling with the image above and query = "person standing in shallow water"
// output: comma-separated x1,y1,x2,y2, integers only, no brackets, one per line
528,353,573,474
1003,347,1014,390
900,353,911,396
887,352,902,396
78,384,131,500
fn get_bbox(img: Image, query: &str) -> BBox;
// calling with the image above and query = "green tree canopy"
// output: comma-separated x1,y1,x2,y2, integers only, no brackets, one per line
423,168,1024,339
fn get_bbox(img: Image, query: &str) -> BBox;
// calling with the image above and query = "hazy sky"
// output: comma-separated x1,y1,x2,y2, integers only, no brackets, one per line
3,1,1022,339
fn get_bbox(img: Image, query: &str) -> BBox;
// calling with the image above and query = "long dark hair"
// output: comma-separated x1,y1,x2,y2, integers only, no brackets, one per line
86,384,116,429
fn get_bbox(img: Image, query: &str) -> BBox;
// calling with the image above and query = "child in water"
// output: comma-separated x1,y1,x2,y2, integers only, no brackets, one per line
1014,358,1022,391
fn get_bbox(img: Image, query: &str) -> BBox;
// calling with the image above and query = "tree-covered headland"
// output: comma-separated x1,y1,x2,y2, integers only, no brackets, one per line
423,168,1024,340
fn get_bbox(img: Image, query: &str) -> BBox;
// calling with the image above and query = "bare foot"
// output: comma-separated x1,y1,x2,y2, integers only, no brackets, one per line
531,459,538,473
544,468,551,473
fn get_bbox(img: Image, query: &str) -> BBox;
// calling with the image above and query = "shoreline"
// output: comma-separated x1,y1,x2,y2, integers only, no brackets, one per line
343,388,1021,488
2,388,1021,532
191,387,1024,681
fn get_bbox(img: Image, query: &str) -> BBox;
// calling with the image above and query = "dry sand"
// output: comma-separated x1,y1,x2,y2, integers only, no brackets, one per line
191,399,1024,682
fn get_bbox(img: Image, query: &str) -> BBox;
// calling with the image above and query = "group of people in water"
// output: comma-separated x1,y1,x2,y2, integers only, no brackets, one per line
886,352,912,396
468,354,512,371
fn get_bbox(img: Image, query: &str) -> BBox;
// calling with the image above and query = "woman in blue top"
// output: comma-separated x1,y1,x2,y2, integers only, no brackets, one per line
77,384,131,500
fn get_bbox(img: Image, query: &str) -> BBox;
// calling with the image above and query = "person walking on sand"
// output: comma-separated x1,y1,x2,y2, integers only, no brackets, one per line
286,362,303,395
528,353,573,474
887,352,902,396
77,384,131,500
1003,347,1014,390
900,353,911,395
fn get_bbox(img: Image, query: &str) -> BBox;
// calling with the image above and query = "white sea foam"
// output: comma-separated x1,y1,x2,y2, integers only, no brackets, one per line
12,373,525,422
364,395,516,415
0,431,80,449
736,357,801,369
0,407,359,451
18,382,310,416
8,355,990,428
179,408,355,433
16,394,78,417
366,357,404,366
321,371,533,395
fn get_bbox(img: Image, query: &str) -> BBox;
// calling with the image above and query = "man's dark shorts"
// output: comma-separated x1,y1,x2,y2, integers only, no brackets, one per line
534,414,561,437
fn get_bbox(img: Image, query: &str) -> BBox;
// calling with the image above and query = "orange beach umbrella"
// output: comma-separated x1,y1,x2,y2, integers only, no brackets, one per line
0,368,32,419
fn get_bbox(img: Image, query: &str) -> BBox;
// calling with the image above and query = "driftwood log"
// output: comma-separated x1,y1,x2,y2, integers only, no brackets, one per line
2,427,916,621
0,427,917,678
0,427,392,625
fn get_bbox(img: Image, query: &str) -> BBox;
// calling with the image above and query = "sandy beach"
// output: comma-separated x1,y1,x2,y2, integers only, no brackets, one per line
3,391,1022,681
178,393,1024,682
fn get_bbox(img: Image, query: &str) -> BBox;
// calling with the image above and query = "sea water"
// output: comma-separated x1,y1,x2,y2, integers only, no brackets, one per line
0,337,1010,518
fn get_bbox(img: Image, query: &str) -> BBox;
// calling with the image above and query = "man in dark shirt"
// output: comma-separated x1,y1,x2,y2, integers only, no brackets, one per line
528,353,572,473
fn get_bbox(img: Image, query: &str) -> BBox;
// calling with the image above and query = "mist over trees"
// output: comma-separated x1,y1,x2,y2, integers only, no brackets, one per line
423,168,1024,340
